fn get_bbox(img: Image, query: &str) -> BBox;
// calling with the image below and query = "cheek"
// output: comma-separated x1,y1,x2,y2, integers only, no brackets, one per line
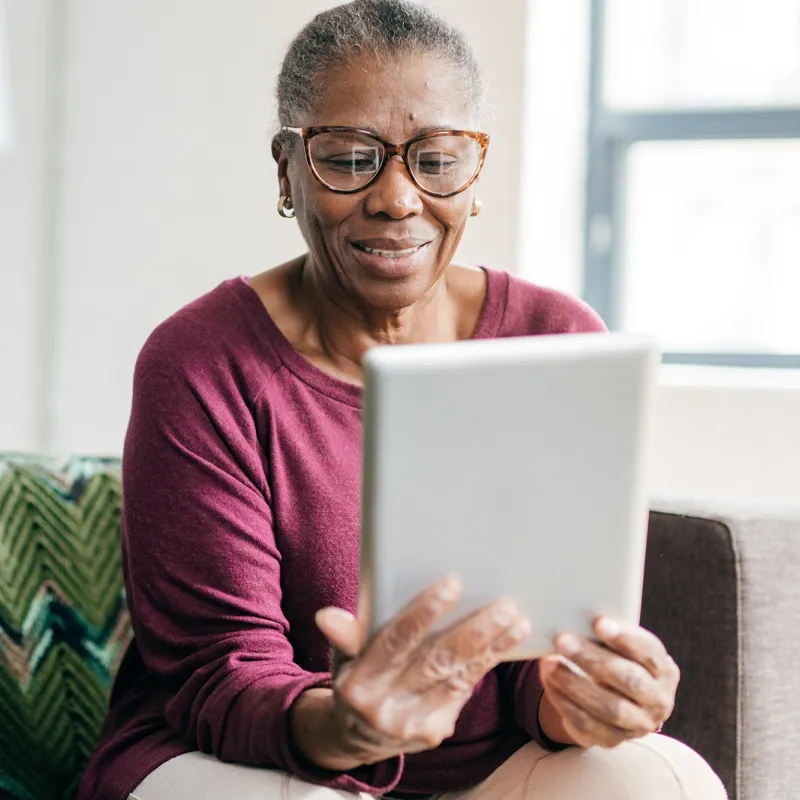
435,198,472,240
441,191,472,222
297,193,363,267
307,200,357,246
289,163,341,223
301,175,353,224
293,180,343,230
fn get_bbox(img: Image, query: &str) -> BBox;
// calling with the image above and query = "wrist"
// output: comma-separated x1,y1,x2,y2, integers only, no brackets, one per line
537,689,577,747
290,688,365,771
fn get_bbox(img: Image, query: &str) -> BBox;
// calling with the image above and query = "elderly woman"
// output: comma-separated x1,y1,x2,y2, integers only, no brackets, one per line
79,2,726,799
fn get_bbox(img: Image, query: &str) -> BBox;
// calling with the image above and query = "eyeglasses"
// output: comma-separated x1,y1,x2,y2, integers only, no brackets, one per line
280,126,490,197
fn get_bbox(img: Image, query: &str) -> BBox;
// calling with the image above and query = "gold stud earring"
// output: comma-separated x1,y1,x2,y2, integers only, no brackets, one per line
470,198,483,217
278,195,296,219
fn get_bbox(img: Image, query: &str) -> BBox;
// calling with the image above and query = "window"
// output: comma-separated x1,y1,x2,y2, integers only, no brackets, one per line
585,0,800,366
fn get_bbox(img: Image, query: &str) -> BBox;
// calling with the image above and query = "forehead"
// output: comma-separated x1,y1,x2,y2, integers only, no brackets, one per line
307,52,477,140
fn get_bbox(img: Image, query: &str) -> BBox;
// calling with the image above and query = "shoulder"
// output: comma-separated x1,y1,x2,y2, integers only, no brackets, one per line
126,280,275,501
497,270,607,335
135,278,281,402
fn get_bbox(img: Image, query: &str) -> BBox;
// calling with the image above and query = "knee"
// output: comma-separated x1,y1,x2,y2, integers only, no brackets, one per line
527,735,728,799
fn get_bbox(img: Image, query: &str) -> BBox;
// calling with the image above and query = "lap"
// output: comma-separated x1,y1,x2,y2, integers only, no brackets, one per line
452,735,728,800
127,751,372,800
129,736,727,800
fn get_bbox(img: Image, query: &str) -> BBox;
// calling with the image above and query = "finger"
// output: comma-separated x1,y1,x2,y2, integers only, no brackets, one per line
366,575,463,671
486,613,532,661
316,607,363,659
544,684,631,749
594,617,680,683
554,634,668,715
543,655,657,736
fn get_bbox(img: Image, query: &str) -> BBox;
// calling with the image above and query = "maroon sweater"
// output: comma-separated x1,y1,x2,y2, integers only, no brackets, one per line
78,268,605,800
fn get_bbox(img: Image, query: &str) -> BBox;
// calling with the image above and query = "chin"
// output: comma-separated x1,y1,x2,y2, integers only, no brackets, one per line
337,242,445,312
347,265,442,313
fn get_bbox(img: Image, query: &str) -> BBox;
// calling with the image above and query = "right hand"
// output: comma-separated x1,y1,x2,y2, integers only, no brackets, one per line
295,576,530,770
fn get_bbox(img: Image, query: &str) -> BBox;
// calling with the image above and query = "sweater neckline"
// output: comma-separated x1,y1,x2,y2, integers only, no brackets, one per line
229,266,508,408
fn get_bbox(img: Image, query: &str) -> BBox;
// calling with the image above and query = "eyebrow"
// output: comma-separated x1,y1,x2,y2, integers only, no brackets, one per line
348,124,463,138
412,124,460,135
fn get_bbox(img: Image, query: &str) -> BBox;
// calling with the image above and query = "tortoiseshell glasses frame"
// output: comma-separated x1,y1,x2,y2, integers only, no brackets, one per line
280,126,491,198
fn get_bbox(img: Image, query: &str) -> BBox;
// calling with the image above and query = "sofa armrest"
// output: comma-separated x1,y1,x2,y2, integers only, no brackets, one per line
642,499,800,800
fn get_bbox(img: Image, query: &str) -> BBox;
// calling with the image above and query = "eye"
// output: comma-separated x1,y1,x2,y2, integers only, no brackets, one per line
414,148,460,175
416,156,458,174
322,152,380,173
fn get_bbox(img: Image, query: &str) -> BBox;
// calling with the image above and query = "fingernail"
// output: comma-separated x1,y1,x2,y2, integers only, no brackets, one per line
555,633,581,656
555,654,591,680
437,577,461,601
597,617,621,639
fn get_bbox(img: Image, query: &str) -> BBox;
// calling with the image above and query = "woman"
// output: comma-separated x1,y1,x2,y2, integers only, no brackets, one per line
79,2,727,799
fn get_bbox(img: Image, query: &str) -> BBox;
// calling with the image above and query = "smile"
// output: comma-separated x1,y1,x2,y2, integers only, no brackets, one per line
350,242,428,259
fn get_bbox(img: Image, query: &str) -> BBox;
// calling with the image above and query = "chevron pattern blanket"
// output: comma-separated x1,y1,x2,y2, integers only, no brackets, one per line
0,455,132,800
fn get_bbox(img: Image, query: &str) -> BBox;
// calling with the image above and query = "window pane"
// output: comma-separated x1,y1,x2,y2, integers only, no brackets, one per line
621,140,800,353
604,0,800,109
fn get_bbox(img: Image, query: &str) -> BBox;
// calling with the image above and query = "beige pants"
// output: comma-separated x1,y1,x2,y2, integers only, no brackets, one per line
129,735,727,800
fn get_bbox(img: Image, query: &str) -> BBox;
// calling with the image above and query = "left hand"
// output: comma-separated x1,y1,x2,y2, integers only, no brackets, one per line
538,617,680,748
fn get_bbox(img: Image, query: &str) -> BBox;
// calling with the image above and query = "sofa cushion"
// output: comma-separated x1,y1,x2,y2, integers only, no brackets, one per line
0,455,132,800
642,510,740,799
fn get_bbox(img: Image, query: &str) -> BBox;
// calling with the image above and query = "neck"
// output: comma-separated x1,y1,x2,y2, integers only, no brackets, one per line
291,255,457,382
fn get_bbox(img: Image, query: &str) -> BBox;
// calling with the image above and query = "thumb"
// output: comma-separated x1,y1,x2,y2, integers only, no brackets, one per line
539,655,561,686
315,607,364,659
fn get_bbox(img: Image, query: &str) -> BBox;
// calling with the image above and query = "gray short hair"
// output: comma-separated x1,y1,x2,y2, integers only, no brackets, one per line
275,0,486,146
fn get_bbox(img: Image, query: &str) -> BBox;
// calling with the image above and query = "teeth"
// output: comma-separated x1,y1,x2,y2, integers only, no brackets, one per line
356,244,422,259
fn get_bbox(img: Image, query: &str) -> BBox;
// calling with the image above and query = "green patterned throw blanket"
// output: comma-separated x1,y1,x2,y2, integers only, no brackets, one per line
0,455,132,800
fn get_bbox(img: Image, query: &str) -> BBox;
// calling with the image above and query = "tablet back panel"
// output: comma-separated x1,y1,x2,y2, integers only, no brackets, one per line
361,333,659,658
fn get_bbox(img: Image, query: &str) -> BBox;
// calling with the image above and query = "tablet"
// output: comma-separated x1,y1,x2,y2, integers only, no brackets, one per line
359,332,659,660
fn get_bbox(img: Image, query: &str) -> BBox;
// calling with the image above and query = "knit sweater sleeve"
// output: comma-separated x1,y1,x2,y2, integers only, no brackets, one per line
121,317,402,794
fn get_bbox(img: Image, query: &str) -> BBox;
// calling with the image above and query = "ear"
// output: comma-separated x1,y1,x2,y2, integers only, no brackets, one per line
272,136,292,198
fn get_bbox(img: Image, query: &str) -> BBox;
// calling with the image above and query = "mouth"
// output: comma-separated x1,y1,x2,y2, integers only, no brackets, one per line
348,239,432,276
350,241,429,259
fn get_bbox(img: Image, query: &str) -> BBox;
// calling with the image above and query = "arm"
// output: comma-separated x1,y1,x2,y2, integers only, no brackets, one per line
537,686,578,745
123,324,401,793
290,688,363,771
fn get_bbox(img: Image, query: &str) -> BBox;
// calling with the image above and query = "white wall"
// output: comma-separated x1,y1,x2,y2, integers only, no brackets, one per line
519,0,591,296
0,1,14,152
0,0,50,451
51,0,307,454
650,367,800,506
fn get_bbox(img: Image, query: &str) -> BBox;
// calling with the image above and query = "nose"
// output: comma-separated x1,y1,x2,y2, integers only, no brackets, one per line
363,154,424,219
